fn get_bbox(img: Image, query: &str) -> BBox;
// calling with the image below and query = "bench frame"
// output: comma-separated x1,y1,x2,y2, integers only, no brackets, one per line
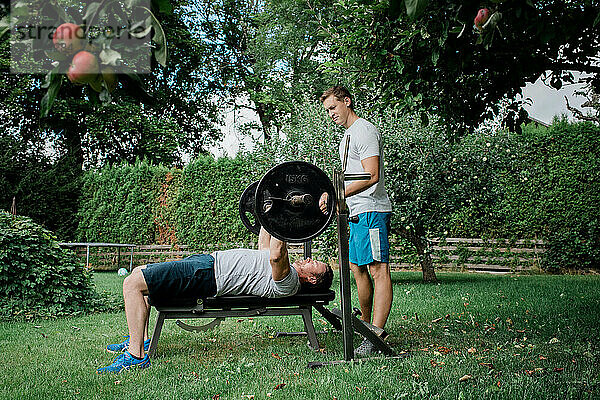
148,291,338,357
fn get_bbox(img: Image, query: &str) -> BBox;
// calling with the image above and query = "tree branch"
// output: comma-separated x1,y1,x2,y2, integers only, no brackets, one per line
565,96,599,123
548,62,600,75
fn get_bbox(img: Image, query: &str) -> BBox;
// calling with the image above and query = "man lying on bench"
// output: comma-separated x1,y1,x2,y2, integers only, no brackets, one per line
97,227,333,373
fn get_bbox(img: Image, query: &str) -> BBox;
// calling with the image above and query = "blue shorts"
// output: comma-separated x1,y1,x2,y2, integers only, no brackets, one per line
142,254,217,302
349,212,391,266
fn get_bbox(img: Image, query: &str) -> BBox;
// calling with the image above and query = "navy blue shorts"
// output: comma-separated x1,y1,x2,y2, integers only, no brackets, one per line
349,212,391,266
142,254,217,302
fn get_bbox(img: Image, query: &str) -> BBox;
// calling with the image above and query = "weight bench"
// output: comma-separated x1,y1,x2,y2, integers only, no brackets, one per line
147,290,338,357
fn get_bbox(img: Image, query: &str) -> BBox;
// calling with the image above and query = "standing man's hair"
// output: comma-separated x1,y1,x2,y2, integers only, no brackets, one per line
320,86,354,110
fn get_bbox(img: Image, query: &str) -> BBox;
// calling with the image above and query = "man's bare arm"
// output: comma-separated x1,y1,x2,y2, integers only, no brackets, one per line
344,155,380,198
258,226,271,250
269,234,291,281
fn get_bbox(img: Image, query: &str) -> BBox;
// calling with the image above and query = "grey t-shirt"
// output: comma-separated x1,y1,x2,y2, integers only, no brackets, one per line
211,249,300,298
339,118,392,217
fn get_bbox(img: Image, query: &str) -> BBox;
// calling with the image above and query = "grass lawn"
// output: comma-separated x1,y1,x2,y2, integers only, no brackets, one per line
0,271,599,400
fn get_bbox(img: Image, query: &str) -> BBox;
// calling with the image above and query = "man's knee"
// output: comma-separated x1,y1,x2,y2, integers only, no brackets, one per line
123,265,147,293
350,262,368,274
369,262,390,280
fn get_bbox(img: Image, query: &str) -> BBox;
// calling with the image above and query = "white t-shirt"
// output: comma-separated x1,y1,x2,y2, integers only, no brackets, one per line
339,118,392,217
211,249,300,298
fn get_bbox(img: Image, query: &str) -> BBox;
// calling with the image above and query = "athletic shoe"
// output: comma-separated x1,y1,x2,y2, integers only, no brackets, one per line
96,351,150,374
354,338,380,357
106,335,151,353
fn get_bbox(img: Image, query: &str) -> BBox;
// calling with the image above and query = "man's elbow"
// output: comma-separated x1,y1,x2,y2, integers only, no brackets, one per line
368,172,380,185
270,253,285,264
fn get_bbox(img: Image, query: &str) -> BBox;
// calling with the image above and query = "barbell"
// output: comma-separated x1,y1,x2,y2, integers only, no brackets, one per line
239,161,337,242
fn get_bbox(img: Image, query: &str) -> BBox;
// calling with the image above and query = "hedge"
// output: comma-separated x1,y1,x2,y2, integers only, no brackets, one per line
74,114,600,272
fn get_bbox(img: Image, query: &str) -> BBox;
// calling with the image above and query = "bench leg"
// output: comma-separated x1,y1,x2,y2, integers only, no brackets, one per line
301,306,320,350
148,311,165,358
314,304,343,331
176,317,225,332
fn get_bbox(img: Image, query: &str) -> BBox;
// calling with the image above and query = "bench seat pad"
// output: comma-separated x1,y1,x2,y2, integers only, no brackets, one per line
149,290,335,309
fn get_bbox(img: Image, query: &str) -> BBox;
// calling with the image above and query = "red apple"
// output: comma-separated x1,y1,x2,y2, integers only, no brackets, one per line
67,51,99,84
52,23,85,54
474,8,490,31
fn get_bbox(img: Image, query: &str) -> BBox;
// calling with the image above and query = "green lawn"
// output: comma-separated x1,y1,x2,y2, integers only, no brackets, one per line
1,271,599,400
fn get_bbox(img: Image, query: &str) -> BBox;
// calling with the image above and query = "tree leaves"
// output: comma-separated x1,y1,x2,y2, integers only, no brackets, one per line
0,16,10,38
82,2,102,22
324,0,600,132
142,7,167,67
403,0,429,20
40,70,63,118
5,0,171,117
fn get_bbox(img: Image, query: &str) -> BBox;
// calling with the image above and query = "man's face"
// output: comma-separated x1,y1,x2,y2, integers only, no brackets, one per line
294,258,327,284
322,95,351,128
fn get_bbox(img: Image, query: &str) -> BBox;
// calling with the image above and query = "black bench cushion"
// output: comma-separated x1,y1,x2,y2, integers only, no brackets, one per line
149,290,335,309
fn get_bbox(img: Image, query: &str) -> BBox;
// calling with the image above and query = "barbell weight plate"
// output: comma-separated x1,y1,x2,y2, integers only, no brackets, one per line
239,180,261,235
255,161,336,242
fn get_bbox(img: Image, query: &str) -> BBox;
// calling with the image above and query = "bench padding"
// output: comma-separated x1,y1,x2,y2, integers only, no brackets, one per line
149,290,335,308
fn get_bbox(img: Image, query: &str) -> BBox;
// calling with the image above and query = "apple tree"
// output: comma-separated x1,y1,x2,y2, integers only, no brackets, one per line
319,0,600,132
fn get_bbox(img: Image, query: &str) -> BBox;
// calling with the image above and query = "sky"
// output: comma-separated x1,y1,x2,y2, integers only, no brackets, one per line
520,73,589,125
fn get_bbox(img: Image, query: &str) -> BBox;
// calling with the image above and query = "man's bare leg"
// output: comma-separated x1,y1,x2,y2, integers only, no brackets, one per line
143,295,150,341
350,262,374,324
123,266,150,358
369,261,392,329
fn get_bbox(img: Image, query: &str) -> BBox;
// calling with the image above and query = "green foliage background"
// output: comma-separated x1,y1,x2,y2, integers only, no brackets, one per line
77,160,166,244
0,211,117,320
175,155,259,246
74,112,600,272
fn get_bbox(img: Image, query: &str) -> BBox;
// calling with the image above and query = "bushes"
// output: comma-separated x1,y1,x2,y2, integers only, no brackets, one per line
0,211,112,319
175,155,258,246
74,112,600,272
381,114,600,272
494,120,600,271
76,156,260,247
77,159,168,244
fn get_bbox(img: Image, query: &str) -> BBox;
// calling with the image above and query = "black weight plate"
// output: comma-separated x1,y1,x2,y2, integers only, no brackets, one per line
239,181,260,235
255,161,336,242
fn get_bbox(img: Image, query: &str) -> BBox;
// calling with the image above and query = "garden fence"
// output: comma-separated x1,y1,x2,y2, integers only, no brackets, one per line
67,238,545,274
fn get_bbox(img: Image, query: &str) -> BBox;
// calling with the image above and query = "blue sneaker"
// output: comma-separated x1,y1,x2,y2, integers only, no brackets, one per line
106,335,151,353
97,351,150,374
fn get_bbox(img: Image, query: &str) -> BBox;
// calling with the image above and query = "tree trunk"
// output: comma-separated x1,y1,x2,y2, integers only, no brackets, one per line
399,226,438,282
255,101,271,141
415,238,437,283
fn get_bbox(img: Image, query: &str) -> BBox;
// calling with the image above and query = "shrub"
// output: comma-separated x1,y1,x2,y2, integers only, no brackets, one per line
494,120,600,271
0,211,114,319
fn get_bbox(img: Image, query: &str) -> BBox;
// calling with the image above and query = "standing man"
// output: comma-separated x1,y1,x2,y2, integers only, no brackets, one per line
320,86,393,356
